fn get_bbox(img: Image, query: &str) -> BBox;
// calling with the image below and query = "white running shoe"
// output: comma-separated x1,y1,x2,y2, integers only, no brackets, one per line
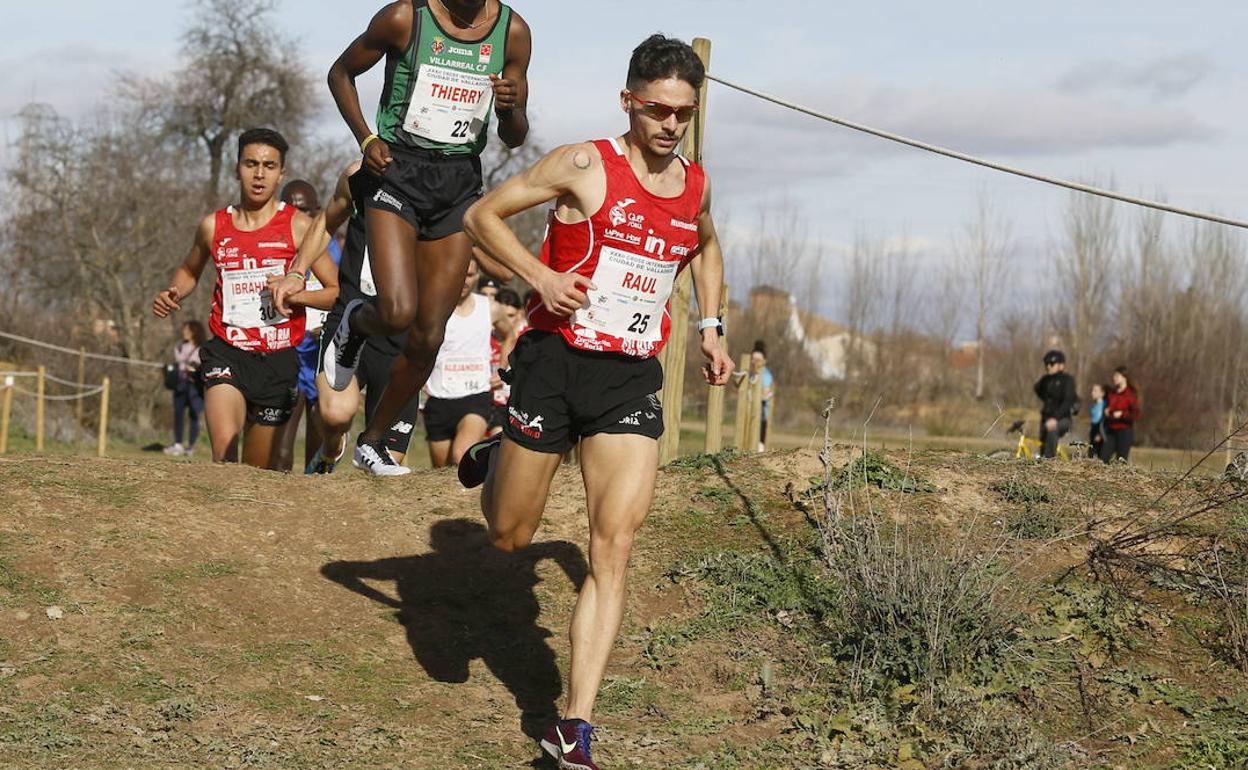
163,442,185,456
353,436,412,477
323,298,366,392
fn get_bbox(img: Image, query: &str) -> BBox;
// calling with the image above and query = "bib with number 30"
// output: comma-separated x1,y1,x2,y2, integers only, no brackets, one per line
403,64,494,145
221,265,284,329
574,246,678,343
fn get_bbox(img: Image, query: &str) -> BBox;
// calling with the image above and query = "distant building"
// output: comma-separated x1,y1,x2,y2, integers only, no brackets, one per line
745,286,874,381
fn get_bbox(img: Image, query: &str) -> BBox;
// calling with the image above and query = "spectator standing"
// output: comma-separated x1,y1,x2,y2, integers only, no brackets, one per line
734,340,775,451
1088,383,1107,458
166,320,206,456
1033,349,1077,459
1101,367,1141,463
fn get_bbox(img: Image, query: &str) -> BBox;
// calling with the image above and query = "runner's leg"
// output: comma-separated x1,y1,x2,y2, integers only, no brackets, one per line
482,437,562,553
350,208,420,337
273,392,305,472
316,370,359,460
204,385,246,463
304,401,324,468
450,413,489,466
241,423,282,470
427,439,452,468
564,432,659,722
360,231,473,444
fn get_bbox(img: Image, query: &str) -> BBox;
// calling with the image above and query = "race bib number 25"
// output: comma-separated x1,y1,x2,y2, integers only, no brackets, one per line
575,247,678,343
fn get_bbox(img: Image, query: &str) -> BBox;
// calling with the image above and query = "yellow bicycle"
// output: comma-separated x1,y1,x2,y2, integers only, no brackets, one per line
988,420,1082,461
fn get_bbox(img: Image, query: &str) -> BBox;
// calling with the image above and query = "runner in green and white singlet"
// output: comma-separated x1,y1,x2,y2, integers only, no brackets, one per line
272,0,531,477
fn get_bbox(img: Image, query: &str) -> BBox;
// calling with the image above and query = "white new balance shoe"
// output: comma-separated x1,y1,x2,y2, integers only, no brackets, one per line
353,436,412,477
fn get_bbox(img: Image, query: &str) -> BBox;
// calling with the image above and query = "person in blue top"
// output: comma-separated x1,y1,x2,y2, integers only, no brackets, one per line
274,180,342,472
1087,382,1106,459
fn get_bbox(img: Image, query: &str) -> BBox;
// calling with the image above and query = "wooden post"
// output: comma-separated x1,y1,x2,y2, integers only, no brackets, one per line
733,354,752,450
748,369,764,453
75,347,86,423
704,285,728,454
657,37,712,465
35,365,46,452
97,377,110,458
0,377,12,455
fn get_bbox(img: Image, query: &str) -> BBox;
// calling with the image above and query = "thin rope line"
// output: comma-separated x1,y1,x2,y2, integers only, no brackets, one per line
42,372,100,389
12,385,105,401
706,74,1248,230
0,330,163,368
0,372,41,379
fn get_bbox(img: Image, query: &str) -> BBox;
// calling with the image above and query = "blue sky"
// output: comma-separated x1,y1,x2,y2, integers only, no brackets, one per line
3,0,1245,320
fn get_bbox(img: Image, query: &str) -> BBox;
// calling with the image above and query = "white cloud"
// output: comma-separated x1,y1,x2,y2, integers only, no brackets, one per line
701,75,1214,198
1057,53,1214,100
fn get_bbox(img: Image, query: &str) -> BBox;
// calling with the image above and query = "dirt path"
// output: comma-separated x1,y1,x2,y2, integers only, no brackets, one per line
0,452,811,769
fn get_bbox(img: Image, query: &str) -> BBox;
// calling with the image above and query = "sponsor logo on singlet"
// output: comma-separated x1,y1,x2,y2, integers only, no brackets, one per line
479,43,493,63
258,241,290,249
670,217,698,232
609,198,637,227
431,37,445,55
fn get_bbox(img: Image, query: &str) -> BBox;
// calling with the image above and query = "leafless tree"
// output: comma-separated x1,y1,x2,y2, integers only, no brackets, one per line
123,0,314,208
954,195,1012,399
1051,188,1117,382
6,104,203,429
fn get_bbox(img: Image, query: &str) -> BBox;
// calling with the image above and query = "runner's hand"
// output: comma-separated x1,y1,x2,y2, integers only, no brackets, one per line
152,287,181,318
537,271,595,317
364,137,393,176
490,74,519,112
268,274,305,317
700,335,734,386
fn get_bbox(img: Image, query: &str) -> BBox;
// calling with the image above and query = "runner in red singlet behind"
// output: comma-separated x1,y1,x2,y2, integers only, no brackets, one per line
153,129,339,469
458,35,732,769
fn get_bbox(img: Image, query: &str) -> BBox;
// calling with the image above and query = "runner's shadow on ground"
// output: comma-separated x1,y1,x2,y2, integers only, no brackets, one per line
321,518,587,742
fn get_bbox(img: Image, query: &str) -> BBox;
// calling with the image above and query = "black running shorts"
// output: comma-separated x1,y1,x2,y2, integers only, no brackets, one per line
317,315,419,455
423,391,494,442
199,337,298,426
503,331,664,454
358,145,482,241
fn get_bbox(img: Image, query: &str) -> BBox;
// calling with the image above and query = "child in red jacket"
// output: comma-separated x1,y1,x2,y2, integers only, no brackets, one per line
1101,367,1141,463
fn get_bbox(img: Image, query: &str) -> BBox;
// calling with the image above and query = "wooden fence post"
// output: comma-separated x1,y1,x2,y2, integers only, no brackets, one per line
704,286,728,454
75,347,87,424
97,377,111,458
732,354,752,450
748,369,764,453
35,365,46,452
0,377,12,455
656,36,712,465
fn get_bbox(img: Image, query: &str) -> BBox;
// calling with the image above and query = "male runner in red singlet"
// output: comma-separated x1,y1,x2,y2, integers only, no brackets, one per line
153,129,339,469
458,35,733,769
271,0,532,477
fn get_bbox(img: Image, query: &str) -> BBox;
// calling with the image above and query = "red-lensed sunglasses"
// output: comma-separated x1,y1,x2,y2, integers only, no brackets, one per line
626,92,699,123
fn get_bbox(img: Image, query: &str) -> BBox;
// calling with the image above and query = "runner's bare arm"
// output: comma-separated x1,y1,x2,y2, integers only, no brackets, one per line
153,215,213,318
328,3,409,174
272,213,340,313
274,162,360,314
472,245,516,283
463,143,601,316
690,178,734,386
492,11,532,148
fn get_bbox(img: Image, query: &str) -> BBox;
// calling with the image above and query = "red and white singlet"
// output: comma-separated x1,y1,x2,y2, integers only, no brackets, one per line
208,203,305,353
526,138,705,359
